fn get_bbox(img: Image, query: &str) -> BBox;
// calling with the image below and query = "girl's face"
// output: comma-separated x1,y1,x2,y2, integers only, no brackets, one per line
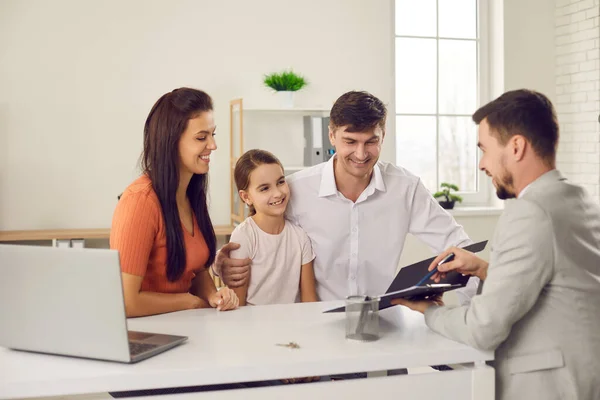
178,111,217,176
241,163,290,218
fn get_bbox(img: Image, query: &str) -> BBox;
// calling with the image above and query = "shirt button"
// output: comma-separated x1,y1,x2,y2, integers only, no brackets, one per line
350,275,356,280
351,253,356,257
352,227,357,233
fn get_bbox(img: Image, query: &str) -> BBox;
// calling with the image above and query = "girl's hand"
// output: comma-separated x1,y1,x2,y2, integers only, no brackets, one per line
208,287,239,311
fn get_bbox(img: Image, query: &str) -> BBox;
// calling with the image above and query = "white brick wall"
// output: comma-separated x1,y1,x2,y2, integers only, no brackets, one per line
555,0,600,202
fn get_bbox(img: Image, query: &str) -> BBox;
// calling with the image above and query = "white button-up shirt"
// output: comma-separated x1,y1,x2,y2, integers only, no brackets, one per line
286,156,476,303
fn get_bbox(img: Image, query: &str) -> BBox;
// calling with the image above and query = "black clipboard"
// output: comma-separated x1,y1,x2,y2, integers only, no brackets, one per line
323,240,488,313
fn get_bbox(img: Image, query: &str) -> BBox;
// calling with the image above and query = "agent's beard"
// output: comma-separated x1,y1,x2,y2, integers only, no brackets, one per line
495,167,516,200
492,154,516,199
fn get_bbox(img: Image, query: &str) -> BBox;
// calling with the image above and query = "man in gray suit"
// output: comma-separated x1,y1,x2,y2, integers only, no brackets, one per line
394,89,600,400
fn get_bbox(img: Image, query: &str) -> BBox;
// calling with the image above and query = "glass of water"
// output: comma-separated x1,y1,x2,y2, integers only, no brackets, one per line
345,295,380,341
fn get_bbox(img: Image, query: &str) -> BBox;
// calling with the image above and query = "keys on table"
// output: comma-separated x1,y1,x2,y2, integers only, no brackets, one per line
276,342,300,349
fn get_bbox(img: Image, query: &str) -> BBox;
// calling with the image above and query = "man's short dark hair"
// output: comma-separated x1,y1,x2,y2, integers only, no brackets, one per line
472,89,559,165
330,91,387,132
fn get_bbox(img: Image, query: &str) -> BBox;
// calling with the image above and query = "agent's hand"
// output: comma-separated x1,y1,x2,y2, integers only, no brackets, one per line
391,294,444,314
214,242,251,288
208,287,239,311
428,247,489,282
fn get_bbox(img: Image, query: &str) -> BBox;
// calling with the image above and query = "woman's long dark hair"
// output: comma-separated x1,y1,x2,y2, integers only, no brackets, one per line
141,88,216,282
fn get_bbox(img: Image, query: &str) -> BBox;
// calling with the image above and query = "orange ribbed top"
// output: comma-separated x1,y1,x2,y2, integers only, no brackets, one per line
110,175,209,293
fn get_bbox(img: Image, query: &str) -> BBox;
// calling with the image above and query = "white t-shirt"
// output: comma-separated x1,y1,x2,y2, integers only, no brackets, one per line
230,217,315,306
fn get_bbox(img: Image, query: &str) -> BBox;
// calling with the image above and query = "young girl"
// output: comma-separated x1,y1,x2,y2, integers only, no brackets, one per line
110,88,238,317
230,149,318,306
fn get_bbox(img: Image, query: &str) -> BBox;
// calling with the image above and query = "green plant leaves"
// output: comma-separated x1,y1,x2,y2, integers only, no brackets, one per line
440,182,459,191
263,70,307,91
435,182,462,203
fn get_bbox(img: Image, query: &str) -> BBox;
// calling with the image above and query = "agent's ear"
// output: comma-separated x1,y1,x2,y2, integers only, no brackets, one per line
239,190,251,206
329,125,336,147
512,135,527,162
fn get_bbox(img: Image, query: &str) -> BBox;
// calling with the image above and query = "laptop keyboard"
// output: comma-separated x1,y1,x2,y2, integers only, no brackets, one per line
129,341,159,356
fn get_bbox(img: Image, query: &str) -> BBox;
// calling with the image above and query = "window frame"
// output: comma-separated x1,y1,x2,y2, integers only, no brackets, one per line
392,0,492,206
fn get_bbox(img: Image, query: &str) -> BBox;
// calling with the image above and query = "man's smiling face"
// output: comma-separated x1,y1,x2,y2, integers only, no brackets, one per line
329,125,384,180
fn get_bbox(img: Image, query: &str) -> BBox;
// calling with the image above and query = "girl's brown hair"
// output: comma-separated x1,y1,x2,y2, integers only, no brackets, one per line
234,149,284,216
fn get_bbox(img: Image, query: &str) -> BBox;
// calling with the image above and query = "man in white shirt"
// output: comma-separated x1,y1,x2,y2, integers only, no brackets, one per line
216,91,477,303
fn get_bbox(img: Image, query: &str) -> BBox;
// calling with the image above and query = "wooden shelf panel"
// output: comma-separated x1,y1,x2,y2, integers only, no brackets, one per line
0,225,234,242
0,229,110,241
214,225,235,236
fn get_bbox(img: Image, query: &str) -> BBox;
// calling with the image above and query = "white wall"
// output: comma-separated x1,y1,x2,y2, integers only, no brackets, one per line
398,213,498,267
0,0,395,230
2,0,579,261
503,0,600,203
555,0,600,202
503,0,557,104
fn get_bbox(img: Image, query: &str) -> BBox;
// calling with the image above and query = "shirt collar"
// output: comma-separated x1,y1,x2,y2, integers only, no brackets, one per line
518,169,563,198
318,155,338,197
318,155,386,198
371,162,386,192
517,183,532,198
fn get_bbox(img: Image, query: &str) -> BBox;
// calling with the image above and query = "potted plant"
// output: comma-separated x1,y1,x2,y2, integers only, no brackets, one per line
433,182,463,210
263,70,307,108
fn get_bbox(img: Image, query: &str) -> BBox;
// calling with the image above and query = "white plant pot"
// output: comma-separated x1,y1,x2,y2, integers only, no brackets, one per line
276,91,295,108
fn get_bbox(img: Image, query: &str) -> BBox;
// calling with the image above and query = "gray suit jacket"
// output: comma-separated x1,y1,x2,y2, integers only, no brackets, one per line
425,170,600,400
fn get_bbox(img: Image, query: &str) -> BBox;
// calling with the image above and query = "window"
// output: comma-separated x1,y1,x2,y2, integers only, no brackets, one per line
394,0,490,204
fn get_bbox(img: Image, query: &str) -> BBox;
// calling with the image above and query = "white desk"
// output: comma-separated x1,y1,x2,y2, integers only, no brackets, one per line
0,302,494,399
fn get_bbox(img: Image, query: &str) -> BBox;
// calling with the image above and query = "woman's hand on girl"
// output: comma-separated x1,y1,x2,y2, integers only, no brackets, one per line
208,287,239,311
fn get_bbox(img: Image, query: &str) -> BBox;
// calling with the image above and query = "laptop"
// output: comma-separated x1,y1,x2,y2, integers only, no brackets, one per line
0,244,187,363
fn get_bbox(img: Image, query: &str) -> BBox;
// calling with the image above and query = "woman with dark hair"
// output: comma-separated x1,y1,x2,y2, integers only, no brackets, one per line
110,88,238,317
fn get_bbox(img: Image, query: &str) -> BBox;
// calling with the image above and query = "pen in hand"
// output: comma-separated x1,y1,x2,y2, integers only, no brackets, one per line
415,253,455,287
